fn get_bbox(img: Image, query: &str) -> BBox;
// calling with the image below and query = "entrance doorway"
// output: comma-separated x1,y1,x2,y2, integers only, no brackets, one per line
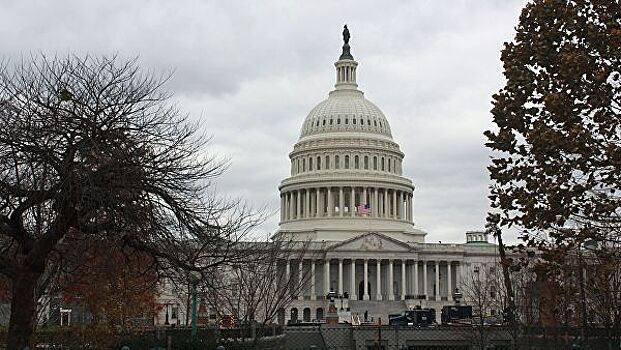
358,280,372,300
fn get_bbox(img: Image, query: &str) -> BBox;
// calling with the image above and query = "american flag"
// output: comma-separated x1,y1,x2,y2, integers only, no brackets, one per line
357,203,370,215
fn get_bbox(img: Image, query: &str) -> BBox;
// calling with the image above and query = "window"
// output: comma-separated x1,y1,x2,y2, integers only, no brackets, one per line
335,155,340,169
345,118,348,124
316,120,319,126
373,156,378,170
353,118,356,125
345,155,350,169
309,157,313,171
322,119,326,126
381,157,385,171
329,119,333,125
364,156,369,169
302,159,306,172
326,156,330,170
367,119,371,125
474,266,480,273
296,159,300,173
171,305,178,319
337,118,341,124
354,155,359,169
374,120,377,126
317,156,321,170
388,158,392,172
360,118,364,125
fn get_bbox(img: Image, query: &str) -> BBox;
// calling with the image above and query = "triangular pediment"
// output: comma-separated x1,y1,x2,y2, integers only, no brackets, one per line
329,232,413,252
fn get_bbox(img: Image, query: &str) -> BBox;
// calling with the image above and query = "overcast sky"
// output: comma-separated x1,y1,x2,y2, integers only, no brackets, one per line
1,0,528,243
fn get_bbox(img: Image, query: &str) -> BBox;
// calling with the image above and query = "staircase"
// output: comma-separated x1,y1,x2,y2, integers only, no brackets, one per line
348,300,406,324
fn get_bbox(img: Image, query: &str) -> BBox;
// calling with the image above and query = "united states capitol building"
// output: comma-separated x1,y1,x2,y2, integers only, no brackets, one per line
154,27,501,326
274,27,499,324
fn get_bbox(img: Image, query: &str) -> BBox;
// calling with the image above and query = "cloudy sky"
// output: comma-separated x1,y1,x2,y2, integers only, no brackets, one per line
1,0,528,243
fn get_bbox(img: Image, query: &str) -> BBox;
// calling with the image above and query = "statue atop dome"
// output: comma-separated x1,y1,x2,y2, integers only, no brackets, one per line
343,25,350,44
339,24,354,60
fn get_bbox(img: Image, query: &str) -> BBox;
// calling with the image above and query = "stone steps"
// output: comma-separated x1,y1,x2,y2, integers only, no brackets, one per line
348,300,406,324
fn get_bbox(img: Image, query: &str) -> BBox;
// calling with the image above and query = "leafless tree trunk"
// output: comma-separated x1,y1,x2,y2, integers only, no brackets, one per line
0,54,264,349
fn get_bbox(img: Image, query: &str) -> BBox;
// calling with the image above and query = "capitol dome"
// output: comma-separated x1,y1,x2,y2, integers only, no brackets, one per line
276,26,426,243
299,90,393,140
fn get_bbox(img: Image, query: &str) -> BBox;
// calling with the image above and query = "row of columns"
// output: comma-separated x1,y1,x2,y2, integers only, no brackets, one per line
280,187,413,222
284,258,461,301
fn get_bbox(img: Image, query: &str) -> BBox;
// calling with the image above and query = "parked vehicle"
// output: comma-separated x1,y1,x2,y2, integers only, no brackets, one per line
388,307,436,327
440,305,473,325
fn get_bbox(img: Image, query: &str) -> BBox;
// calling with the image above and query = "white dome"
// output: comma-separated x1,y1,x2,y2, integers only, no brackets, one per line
299,89,393,139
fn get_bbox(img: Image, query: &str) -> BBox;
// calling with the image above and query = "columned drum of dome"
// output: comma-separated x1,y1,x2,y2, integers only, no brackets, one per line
276,27,426,243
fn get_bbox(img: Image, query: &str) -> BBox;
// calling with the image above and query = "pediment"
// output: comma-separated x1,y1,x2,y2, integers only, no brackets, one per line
329,232,412,252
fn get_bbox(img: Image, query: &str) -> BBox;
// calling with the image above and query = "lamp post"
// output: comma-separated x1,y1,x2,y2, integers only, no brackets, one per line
189,272,201,338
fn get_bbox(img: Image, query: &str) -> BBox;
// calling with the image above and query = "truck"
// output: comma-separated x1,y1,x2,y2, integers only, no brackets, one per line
440,304,473,325
388,306,436,327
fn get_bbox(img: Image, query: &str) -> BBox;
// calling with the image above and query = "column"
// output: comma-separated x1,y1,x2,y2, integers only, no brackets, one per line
311,260,316,300
408,194,413,221
298,260,303,300
339,187,344,217
296,190,301,218
413,260,419,296
338,259,343,296
289,192,294,220
362,187,367,205
392,190,397,218
327,187,333,217
448,262,453,298
350,259,357,300
376,260,382,300
286,259,291,295
455,262,461,290
400,192,406,220
388,260,394,300
363,259,370,300
374,188,379,217
401,260,406,300
324,259,330,294
280,195,284,221
383,189,388,218
435,261,440,301
423,261,428,300
350,187,355,217
316,188,321,217
305,190,310,218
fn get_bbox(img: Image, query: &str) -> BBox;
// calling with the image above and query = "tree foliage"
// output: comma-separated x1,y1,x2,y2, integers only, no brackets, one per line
485,0,621,246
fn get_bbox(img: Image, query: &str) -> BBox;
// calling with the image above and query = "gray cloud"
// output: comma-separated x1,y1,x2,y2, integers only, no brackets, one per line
1,0,528,243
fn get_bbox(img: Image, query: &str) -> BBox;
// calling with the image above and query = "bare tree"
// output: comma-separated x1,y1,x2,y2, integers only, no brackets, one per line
461,262,506,350
201,239,315,343
0,54,263,349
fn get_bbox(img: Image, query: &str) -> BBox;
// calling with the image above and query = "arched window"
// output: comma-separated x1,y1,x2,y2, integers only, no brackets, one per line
360,118,364,125
354,155,359,169
373,156,378,170
345,155,350,169
322,119,326,126
353,118,357,125
388,158,392,172
367,119,371,125
302,159,306,172
291,308,298,322
329,119,333,125
335,155,340,169
316,308,324,321
374,120,377,126
345,118,348,124
317,156,321,170
309,157,313,171
381,157,385,171
296,159,300,173
303,308,311,322
337,118,341,124
364,156,369,169
326,155,330,170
